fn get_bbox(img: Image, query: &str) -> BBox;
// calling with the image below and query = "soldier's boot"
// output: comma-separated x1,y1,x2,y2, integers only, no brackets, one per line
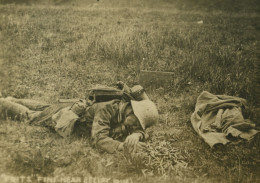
0,98,30,121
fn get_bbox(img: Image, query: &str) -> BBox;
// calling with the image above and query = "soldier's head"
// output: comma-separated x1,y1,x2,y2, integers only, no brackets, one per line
123,100,159,133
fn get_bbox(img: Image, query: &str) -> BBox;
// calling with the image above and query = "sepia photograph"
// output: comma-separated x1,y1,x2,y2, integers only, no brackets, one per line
0,0,259,182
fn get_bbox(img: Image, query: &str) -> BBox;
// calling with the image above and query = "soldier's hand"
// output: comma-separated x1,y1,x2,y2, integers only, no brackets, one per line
125,133,142,148
135,142,147,152
115,81,125,89
124,142,147,153
117,143,124,151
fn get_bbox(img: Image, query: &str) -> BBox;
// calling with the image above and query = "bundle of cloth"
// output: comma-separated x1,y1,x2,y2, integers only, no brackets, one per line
191,91,259,147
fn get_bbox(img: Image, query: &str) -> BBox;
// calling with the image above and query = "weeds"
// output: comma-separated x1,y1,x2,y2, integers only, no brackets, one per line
1,2,259,105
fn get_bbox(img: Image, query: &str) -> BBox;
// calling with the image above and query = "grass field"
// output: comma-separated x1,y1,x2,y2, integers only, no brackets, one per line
0,0,259,182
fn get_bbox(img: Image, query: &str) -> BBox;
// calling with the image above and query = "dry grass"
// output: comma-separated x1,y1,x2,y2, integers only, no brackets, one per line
0,0,259,182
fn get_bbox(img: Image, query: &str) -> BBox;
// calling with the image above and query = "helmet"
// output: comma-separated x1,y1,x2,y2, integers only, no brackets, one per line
130,100,159,130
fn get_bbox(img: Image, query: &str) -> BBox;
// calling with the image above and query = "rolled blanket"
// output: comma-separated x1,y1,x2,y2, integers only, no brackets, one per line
191,91,259,147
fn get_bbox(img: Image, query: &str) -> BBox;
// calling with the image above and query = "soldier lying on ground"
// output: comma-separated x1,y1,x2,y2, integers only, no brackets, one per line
0,84,159,153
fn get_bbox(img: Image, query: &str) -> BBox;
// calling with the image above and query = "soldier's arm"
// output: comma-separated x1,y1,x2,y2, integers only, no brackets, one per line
91,104,122,153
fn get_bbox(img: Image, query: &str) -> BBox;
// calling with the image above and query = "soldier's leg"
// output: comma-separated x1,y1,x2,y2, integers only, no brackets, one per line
5,97,50,111
0,98,30,121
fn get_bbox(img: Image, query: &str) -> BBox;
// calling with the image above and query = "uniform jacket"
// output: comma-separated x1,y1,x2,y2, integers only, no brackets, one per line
82,99,147,153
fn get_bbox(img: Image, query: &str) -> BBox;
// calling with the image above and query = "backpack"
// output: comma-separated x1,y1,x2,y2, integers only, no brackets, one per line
86,86,134,103
58,83,146,105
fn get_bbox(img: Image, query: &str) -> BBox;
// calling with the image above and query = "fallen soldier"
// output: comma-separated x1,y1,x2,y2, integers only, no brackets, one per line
191,91,259,147
0,83,159,153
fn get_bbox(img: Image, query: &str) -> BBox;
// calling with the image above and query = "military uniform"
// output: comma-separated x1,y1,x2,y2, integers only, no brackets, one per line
0,98,147,153
82,99,147,153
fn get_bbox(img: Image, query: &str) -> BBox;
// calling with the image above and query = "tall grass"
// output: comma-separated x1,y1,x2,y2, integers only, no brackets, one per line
0,3,259,105
0,1,259,182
